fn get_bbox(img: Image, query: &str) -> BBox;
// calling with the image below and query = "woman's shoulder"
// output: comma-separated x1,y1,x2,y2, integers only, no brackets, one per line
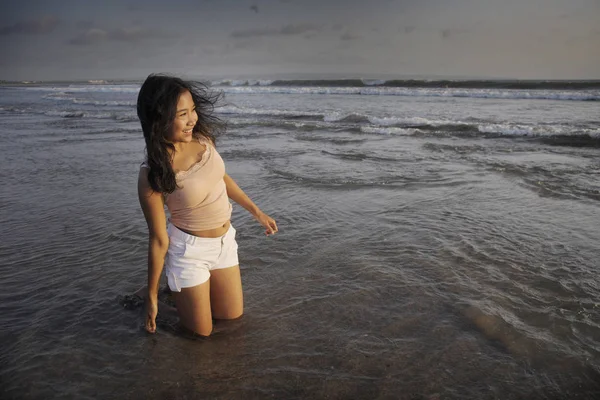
197,134,215,148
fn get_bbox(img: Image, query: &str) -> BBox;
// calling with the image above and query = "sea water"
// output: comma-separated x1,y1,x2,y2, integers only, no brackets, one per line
0,79,599,399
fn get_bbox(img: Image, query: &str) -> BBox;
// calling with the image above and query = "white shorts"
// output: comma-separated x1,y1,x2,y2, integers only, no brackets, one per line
164,223,239,292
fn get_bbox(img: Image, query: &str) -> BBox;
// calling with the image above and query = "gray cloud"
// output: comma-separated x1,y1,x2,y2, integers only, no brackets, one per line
280,24,318,35
440,28,468,39
1,0,599,80
231,23,320,38
110,27,152,42
76,20,94,29
0,15,59,35
340,32,360,41
69,28,108,45
69,26,177,45
230,28,276,38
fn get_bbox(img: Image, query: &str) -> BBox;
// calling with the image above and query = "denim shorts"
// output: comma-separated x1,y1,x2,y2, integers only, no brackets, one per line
164,223,239,292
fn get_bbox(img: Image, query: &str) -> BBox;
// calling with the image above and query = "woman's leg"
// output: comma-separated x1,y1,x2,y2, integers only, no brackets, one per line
172,280,213,336
209,265,244,320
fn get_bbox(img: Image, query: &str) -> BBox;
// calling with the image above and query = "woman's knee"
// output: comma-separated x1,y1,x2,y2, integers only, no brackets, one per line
212,309,243,320
180,319,213,337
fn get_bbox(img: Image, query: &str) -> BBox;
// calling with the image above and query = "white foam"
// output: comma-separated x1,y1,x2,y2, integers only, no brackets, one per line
45,110,89,118
209,79,227,86
211,79,273,87
477,123,571,136
217,86,600,101
42,110,137,121
44,93,134,106
323,112,348,122
216,105,321,118
21,85,139,93
0,106,28,113
369,116,458,127
362,79,387,86
360,126,417,135
235,80,250,86
72,99,135,106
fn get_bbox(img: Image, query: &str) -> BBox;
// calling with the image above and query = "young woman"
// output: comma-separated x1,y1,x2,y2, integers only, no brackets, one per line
136,74,277,336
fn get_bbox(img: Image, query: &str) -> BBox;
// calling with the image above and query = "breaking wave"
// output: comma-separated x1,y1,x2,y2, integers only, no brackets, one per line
216,86,599,101
212,78,600,90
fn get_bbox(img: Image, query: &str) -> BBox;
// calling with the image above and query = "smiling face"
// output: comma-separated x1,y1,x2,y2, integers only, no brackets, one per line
168,90,197,144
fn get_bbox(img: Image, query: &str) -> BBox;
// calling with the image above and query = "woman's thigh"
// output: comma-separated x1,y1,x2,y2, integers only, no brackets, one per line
172,280,213,336
209,265,243,320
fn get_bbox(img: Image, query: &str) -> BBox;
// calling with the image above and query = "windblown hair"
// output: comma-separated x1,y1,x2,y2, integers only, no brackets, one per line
137,74,225,193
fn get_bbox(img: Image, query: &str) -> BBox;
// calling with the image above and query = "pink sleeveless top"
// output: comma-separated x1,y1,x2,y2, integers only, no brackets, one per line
141,137,232,231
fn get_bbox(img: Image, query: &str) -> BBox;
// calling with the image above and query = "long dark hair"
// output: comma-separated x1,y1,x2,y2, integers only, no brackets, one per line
137,74,224,193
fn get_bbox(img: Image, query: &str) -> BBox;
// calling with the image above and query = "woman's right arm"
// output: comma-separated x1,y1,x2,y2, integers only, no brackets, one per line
137,168,169,333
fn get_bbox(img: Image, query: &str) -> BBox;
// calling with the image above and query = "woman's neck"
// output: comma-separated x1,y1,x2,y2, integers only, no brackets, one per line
171,140,190,155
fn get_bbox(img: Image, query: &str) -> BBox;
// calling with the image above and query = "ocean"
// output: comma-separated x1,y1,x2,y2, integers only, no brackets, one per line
0,78,599,399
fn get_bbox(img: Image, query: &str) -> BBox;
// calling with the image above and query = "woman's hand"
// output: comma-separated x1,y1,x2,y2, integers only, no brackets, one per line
255,211,278,236
145,298,158,333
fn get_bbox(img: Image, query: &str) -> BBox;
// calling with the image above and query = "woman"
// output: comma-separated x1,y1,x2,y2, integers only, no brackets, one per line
136,74,277,336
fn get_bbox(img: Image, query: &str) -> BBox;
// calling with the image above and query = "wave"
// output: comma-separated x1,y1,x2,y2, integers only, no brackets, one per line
226,112,600,146
268,168,406,189
21,84,140,93
3,103,598,147
0,106,138,122
42,93,135,107
323,112,370,123
11,81,599,101
220,106,561,133
360,126,418,135
476,123,600,138
320,150,400,163
217,105,322,119
6,78,599,91
217,86,600,101
71,99,134,106
224,108,590,137
211,79,274,87
212,78,600,91
43,110,138,121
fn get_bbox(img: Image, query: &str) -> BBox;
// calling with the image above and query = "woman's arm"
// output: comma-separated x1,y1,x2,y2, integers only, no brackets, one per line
223,173,278,235
137,168,169,333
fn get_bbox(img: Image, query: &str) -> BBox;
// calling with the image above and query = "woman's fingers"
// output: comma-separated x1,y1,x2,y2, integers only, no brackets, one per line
146,314,156,333
268,220,278,234
257,212,278,236
145,302,158,333
264,218,278,235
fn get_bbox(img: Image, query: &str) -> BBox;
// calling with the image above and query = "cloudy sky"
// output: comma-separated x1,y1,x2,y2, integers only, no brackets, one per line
1,0,598,81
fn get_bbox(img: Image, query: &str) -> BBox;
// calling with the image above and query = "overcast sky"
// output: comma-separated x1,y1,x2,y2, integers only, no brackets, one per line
1,0,599,81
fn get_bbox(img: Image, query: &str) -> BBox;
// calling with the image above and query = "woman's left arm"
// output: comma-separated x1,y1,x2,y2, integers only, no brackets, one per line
224,173,278,236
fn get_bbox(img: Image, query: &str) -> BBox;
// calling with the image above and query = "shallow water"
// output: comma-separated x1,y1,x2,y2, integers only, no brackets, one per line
0,82,599,399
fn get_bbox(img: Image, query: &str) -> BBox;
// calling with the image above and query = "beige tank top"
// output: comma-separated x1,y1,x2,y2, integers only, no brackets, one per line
141,136,232,231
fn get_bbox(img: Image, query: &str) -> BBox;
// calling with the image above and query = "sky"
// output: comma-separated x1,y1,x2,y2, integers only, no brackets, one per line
0,0,599,81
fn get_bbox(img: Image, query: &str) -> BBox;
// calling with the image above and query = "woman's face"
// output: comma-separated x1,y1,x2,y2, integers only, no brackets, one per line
168,90,197,143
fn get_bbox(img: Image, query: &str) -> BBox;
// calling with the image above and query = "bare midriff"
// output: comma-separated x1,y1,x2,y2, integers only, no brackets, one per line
175,219,231,238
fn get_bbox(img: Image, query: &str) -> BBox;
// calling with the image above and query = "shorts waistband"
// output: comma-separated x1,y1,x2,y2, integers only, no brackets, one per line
167,222,231,245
